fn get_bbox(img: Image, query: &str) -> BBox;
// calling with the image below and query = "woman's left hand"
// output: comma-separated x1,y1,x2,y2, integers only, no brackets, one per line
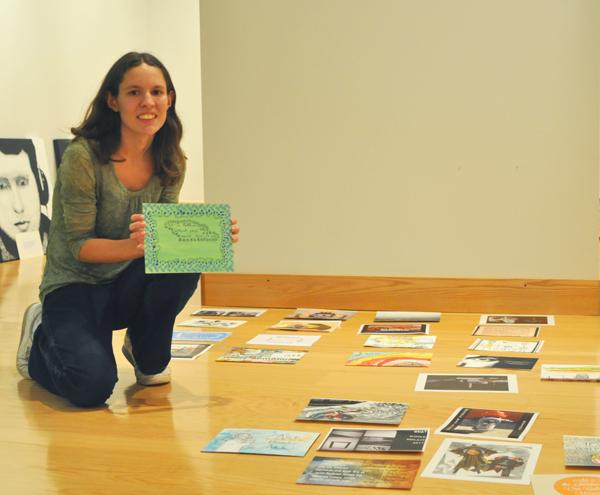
231,217,240,243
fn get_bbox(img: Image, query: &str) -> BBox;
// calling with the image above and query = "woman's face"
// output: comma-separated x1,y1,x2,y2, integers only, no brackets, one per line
107,63,173,141
0,151,41,240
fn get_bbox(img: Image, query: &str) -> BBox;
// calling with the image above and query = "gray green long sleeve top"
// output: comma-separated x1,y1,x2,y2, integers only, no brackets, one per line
39,138,184,301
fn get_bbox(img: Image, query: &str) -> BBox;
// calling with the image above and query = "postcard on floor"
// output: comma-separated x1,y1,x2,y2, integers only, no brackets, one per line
285,308,357,320
297,456,420,489
247,334,321,347
415,373,518,393
346,351,432,367
473,324,540,338
269,319,340,332
375,310,441,322
532,474,600,495
358,323,429,335
171,343,212,360
541,364,600,381
172,331,231,342
469,338,544,354
296,398,408,425
457,355,538,370
216,347,305,364
563,435,600,467
192,307,266,318
364,335,436,349
202,428,318,456
479,314,555,325
436,407,538,442
422,438,541,485
177,318,246,329
143,203,233,273
318,428,428,453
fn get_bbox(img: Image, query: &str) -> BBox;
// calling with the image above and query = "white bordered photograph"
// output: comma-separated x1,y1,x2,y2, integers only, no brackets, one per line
415,373,518,393
436,407,538,442
421,438,542,485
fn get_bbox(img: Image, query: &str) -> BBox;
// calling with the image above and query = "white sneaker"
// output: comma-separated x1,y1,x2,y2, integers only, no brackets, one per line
121,333,171,386
17,303,42,379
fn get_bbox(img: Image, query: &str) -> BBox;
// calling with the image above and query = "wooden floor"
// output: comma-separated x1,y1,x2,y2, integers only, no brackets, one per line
2,258,600,494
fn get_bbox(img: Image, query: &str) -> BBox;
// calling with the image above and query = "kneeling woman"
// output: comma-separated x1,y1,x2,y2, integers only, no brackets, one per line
17,52,238,408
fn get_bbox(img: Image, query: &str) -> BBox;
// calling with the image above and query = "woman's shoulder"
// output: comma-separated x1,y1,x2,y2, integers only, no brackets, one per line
62,137,95,162
59,138,99,181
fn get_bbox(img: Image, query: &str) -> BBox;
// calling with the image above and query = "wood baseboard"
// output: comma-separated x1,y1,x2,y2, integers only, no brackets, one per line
201,273,600,315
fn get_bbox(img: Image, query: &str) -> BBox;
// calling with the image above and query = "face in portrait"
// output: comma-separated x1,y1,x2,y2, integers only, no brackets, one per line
459,355,501,368
0,139,51,262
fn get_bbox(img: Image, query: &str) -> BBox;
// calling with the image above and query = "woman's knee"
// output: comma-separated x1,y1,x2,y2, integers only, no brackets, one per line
65,371,117,408
59,354,118,408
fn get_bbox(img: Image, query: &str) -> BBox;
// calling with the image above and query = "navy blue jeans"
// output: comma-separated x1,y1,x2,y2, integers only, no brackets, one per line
28,258,199,408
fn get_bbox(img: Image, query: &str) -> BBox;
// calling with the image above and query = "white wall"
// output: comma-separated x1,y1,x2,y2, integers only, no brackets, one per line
201,0,600,279
0,0,204,201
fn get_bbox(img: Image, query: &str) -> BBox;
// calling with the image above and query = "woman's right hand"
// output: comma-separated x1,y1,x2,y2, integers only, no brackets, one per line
129,213,146,254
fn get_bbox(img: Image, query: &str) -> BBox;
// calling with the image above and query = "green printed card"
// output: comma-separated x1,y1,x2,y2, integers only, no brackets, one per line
143,203,233,273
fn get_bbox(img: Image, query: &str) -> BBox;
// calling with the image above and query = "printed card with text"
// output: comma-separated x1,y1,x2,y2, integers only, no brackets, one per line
297,456,420,489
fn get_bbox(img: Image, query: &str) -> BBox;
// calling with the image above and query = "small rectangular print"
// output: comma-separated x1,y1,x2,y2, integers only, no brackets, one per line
422,438,541,485
216,347,305,364
172,331,231,342
171,343,212,360
541,364,600,382
318,428,428,453
473,325,540,338
364,335,436,349
563,435,600,467
285,308,357,320
297,456,420,489
457,355,538,370
177,318,246,329
479,314,554,325
469,339,544,354
346,351,431,367
202,428,318,456
358,323,429,335
436,407,538,441
415,373,518,393
246,334,321,347
269,319,340,332
192,307,266,317
296,398,408,425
